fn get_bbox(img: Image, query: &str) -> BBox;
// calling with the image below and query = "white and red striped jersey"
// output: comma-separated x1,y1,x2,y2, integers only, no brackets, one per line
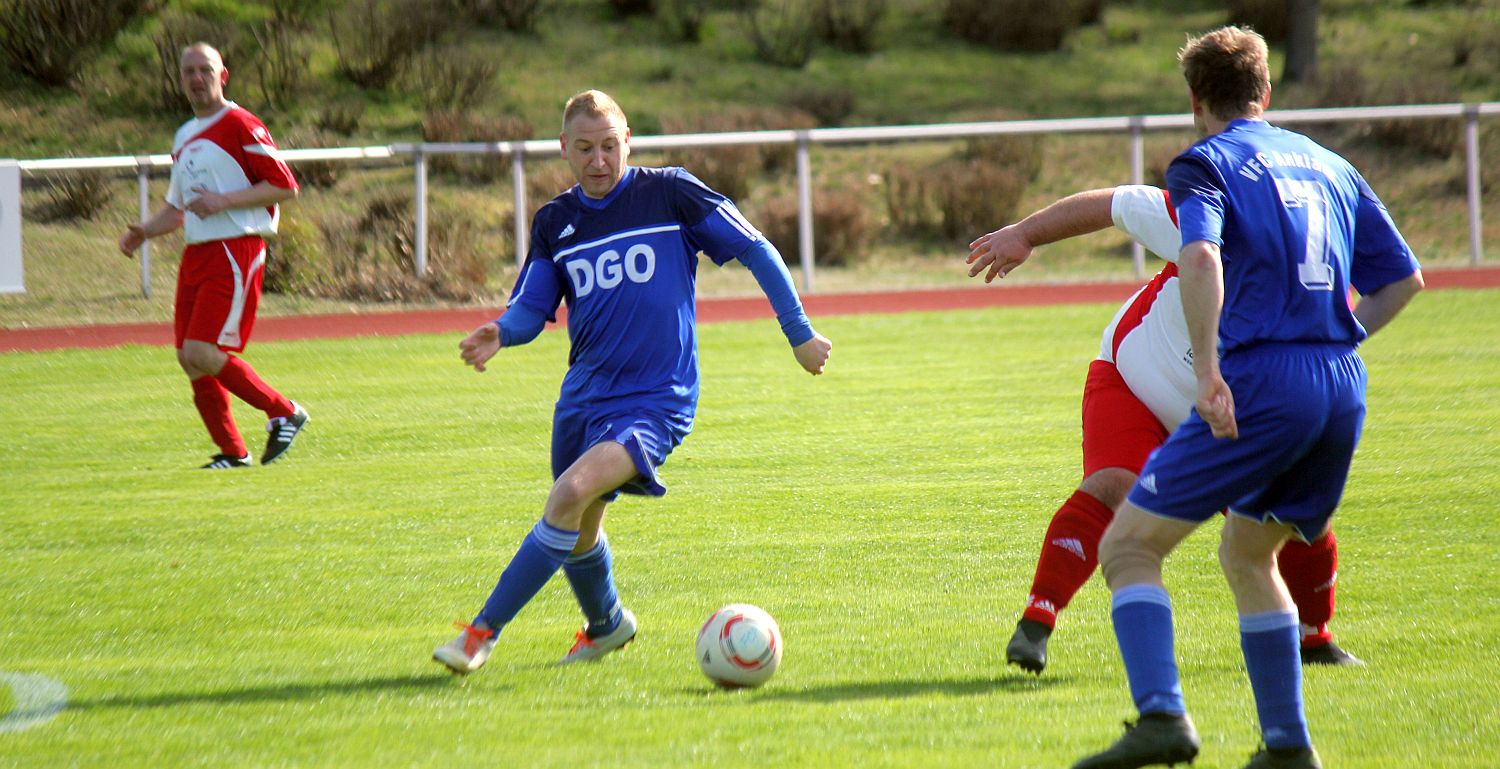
165,102,297,244
1098,185,1195,431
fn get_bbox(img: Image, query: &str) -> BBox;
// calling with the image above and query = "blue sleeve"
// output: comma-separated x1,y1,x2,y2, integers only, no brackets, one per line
1349,177,1420,296
506,218,566,322
496,303,548,347
672,169,763,265
738,239,816,347
1165,154,1227,250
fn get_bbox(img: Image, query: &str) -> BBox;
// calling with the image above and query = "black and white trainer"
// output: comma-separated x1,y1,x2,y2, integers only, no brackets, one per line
201,453,252,469
261,401,309,465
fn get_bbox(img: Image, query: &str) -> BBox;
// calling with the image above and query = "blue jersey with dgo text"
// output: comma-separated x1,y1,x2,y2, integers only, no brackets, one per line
505,166,763,418
1166,119,1418,353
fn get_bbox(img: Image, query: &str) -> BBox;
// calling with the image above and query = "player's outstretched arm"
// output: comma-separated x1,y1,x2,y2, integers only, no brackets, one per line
967,188,1116,283
459,322,502,373
793,334,832,376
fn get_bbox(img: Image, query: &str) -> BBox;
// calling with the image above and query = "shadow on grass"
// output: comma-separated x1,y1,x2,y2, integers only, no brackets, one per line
66,673,467,712
690,673,1068,702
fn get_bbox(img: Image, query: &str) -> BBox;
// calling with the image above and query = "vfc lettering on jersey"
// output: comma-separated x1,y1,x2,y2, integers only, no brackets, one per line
565,243,658,297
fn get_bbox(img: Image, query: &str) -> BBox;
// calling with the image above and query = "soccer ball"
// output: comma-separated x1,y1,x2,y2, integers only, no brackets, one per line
696,603,782,689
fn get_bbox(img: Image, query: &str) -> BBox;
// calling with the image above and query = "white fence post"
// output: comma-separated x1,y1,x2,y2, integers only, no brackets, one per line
1465,104,1483,266
1129,116,1145,281
414,145,428,278
795,132,814,292
0,159,21,294
136,160,152,298
511,144,527,267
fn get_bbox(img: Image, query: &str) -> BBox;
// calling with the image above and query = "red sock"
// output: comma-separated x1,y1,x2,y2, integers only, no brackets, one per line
215,355,293,419
1280,530,1339,648
1021,490,1115,628
191,376,247,457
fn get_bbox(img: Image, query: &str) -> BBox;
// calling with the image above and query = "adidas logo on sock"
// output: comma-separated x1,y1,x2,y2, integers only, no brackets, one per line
1050,537,1087,560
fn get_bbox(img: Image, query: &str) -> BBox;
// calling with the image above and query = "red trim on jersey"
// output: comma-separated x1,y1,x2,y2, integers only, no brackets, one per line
1109,262,1178,359
178,106,298,219
1161,188,1177,227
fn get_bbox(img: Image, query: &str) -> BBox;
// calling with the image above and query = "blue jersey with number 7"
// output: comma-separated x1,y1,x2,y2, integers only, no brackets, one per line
1166,119,1418,354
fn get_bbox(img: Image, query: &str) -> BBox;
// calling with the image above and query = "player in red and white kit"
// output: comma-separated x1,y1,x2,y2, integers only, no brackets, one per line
118,43,308,469
966,185,1358,673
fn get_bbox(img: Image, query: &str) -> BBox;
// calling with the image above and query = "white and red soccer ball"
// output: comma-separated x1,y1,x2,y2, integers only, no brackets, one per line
696,603,782,688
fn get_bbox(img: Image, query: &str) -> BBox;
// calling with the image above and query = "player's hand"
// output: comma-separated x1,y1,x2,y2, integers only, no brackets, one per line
1195,373,1238,440
118,224,147,257
966,224,1032,283
793,334,831,376
185,186,230,217
459,322,502,373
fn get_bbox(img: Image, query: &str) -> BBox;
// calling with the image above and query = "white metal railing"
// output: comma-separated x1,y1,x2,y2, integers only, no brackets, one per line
9,103,1497,298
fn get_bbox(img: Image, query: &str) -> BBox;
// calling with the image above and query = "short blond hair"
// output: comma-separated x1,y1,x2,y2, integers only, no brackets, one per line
180,42,225,69
1179,26,1270,121
562,90,628,133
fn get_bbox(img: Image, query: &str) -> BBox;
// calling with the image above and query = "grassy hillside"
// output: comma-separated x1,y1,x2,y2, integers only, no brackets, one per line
2,0,1498,327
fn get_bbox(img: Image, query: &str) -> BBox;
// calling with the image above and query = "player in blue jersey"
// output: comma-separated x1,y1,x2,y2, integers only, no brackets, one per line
1073,28,1422,769
432,90,833,676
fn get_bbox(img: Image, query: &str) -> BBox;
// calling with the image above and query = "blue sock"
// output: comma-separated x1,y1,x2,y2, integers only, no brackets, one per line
1241,610,1311,749
1112,584,1186,715
563,533,622,639
475,520,579,632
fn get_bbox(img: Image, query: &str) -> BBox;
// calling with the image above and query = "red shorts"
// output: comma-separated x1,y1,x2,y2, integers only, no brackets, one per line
1081,358,1170,477
174,236,266,352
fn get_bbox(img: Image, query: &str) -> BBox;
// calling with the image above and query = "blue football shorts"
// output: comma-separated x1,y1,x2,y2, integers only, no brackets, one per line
551,404,692,502
1126,342,1367,542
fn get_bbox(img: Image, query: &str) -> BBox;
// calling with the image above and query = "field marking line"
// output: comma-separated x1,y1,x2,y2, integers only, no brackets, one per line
0,672,68,734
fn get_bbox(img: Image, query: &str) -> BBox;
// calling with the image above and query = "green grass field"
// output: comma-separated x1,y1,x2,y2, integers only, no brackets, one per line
2,292,1498,768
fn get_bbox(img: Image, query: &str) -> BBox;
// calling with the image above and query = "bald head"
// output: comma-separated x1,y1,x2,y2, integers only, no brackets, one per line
178,42,229,116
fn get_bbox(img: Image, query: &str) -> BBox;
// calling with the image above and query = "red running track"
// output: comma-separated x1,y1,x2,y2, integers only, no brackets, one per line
4,266,1499,353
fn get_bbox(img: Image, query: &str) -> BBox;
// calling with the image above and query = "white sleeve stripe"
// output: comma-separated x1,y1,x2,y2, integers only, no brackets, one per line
506,262,535,307
242,144,285,161
714,202,759,241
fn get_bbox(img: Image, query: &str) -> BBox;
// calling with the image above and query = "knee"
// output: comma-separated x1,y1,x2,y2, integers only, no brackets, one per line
178,343,225,376
1098,528,1160,588
1079,467,1136,511
1218,533,1276,590
545,476,598,527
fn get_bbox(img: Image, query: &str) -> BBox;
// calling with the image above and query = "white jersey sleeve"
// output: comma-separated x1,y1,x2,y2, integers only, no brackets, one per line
1111,184,1181,263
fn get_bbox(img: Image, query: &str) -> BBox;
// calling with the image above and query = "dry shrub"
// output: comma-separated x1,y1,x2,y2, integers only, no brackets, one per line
608,0,654,16
0,0,152,88
328,0,450,90
413,47,500,114
885,156,1028,242
657,0,710,43
1226,0,1288,43
525,162,577,218
943,0,1091,52
249,0,308,111
883,161,945,240
934,158,1027,241
754,187,872,267
422,110,534,183
812,0,886,54
455,0,550,32
315,100,365,136
958,112,1046,183
657,107,817,200
262,210,329,295
319,192,495,302
1367,74,1462,158
740,0,816,68
35,170,113,222
784,85,857,127
281,129,343,189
